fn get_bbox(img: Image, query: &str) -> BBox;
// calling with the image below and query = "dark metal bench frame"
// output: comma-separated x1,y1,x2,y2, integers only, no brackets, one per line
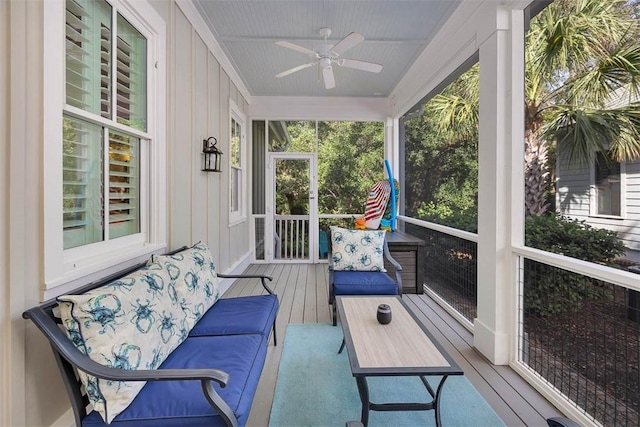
22,247,276,427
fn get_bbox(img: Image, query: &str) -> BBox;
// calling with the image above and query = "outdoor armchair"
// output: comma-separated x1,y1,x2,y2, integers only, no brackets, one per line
327,226,403,326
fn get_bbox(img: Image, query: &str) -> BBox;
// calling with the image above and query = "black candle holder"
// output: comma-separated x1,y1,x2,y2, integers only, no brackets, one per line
377,304,392,324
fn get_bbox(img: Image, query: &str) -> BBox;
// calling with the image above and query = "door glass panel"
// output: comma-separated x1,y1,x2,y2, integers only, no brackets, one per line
274,158,310,260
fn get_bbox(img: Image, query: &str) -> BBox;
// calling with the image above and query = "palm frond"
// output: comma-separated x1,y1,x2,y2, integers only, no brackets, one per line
559,42,640,107
530,0,635,90
428,93,478,143
543,104,640,166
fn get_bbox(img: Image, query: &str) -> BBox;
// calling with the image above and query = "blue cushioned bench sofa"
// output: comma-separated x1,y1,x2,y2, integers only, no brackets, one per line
23,244,278,427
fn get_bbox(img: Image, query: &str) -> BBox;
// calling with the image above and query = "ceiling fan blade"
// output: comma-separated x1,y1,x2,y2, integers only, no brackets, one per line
275,62,316,78
339,58,383,73
322,66,335,89
275,41,317,56
330,32,364,56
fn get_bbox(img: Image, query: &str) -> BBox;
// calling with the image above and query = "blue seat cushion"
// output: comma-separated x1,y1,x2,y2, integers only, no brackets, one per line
189,294,278,337
332,271,398,296
82,334,266,427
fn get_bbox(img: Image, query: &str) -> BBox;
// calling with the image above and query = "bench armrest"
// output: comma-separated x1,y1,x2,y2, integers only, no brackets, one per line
218,273,274,295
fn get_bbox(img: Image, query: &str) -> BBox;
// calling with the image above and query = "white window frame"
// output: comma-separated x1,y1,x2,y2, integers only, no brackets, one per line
590,151,626,219
229,99,247,226
43,0,166,296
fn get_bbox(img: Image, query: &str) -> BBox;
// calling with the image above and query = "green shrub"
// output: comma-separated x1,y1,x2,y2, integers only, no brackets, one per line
525,214,625,263
523,213,625,316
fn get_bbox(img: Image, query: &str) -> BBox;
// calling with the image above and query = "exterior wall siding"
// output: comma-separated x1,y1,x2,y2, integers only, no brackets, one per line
169,6,250,273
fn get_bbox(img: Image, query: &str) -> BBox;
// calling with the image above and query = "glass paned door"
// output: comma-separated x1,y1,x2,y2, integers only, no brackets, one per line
269,154,317,262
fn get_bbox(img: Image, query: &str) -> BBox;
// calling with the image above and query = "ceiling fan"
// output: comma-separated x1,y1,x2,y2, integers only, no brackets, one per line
275,27,383,90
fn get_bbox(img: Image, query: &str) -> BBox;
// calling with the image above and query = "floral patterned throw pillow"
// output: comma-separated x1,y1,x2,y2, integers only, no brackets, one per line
330,226,387,271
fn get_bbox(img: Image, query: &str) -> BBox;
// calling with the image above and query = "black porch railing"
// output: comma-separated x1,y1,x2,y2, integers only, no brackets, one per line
520,258,639,426
405,222,478,323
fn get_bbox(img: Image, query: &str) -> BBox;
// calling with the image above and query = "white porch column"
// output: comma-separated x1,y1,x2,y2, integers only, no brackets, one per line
474,7,522,365
384,117,399,174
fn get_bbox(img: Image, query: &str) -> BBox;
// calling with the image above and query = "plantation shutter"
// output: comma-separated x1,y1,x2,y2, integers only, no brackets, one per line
62,117,104,249
108,131,140,239
65,0,111,117
116,14,147,131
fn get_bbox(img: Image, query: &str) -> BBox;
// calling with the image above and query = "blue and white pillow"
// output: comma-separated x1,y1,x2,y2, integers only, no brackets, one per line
57,263,187,424
330,226,386,271
149,242,221,330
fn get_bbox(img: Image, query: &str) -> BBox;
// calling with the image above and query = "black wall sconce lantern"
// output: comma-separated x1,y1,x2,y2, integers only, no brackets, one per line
202,136,223,172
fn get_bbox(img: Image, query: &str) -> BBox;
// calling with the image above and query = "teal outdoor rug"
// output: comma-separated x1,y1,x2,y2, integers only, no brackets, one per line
268,323,506,427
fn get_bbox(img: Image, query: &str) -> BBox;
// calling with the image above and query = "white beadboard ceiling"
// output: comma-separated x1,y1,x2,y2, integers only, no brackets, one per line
192,0,462,98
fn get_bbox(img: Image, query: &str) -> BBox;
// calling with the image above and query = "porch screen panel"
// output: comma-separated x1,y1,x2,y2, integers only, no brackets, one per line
63,116,104,249
268,121,316,152
317,121,384,216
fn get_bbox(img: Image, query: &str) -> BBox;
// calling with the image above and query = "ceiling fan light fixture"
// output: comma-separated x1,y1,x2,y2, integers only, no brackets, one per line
319,57,332,69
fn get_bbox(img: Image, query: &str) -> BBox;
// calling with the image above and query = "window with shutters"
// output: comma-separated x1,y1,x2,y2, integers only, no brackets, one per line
229,100,247,224
593,151,624,217
63,0,146,249
44,0,166,290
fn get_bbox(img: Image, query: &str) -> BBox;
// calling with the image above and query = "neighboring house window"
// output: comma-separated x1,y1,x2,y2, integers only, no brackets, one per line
230,101,246,224
594,151,622,216
44,0,165,290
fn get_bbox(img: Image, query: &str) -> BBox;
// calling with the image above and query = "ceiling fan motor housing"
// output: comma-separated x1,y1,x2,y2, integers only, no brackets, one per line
319,57,332,69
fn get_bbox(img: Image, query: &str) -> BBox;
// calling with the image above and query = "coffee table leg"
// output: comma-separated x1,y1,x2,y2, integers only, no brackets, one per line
338,338,346,354
355,376,370,426
434,375,450,427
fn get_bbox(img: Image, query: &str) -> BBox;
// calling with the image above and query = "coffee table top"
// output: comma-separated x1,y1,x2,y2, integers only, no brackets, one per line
336,296,463,377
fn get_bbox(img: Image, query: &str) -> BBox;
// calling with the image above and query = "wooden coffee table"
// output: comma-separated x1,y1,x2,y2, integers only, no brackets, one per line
336,296,463,427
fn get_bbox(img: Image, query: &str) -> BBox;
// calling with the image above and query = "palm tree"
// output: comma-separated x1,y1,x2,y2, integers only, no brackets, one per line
426,0,640,217
526,0,640,216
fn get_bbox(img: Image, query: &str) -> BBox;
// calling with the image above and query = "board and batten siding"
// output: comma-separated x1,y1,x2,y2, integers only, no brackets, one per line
557,149,640,259
168,4,251,273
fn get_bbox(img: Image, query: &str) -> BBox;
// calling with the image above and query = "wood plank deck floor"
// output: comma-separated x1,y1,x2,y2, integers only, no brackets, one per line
223,263,563,427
